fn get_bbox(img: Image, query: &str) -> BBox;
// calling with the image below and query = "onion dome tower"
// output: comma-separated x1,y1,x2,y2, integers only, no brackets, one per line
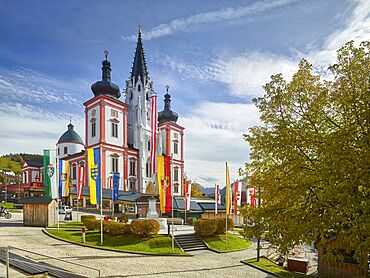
91,50,121,99
57,120,84,159
158,85,178,124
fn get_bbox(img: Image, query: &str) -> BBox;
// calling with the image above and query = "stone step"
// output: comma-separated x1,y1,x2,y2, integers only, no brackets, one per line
173,233,208,252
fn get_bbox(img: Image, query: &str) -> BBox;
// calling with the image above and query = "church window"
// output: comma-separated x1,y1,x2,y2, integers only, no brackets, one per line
129,161,136,176
146,92,149,101
148,140,150,151
146,162,151,178
112,123,118,138
111,109,118,117
129,181,136,191
112,157,118,173
64,147,68,154
130,92,133,100
72,164,77,180
57,148,60,156
138,84,141,92
23,172,28,184
174,167,179,182
173,141,178,154
91,122,96,137
173,183,179,194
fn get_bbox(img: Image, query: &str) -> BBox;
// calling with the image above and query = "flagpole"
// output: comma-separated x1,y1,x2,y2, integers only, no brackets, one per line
171,154,174,253
56,156,59,232
100,148,103,245
225,162,228,250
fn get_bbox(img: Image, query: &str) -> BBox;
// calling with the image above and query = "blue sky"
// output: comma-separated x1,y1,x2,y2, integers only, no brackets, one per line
0,0,369,187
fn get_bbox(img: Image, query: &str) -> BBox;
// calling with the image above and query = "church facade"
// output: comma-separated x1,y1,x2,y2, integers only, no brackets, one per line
21,29,185,200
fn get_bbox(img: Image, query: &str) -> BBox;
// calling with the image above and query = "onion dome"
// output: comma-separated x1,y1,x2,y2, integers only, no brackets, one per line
158,86,178,124
91,50,121,99
57,122,83,144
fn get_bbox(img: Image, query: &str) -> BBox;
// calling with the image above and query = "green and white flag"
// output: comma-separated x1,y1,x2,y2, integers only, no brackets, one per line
43,149,58,199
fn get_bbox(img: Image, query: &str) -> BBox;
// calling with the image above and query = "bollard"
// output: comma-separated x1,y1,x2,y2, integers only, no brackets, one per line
81,226,86,243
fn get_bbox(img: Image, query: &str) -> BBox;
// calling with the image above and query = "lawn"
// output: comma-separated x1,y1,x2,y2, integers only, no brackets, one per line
2,202,22,213
203,233,252,252
245,257,308,278
45,223,187,255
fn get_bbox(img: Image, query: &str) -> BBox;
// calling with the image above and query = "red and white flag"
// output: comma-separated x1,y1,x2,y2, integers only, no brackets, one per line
249,186,256,207
150,95,157,174
215,184,220,214
185,181,191,210
77,166,85,200
233,180,242,214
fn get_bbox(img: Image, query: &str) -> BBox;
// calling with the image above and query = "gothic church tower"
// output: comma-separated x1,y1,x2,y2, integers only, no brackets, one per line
125,28,155,192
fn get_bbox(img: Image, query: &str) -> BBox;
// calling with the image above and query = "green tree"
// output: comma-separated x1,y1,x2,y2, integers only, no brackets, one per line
191,183,203,197
240,204,266,261
243,41,369,268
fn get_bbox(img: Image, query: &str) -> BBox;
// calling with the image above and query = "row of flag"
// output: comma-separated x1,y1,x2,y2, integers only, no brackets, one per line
44,148,255,214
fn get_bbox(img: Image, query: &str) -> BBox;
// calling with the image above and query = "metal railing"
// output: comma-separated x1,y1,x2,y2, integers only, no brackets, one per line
3,246,101,277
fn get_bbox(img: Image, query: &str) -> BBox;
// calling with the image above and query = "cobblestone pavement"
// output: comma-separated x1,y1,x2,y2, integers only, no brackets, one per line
0,213,273,278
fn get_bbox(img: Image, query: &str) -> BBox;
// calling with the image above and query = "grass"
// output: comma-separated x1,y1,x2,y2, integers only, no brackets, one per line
234,228,245,236
0,157,21,172
203,233,252,252
45,223,187,255
1,203,22,213
245,257,308,278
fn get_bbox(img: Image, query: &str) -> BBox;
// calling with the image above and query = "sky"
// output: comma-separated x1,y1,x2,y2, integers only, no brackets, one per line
0,0,369,188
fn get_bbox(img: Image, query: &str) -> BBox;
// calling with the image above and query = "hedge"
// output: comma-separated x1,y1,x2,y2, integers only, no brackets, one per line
130,219,160,238
215,218,234,234
118,213,129,223
194,219,218,237
194,218,235,237
84,219,101,230
104,222,132,236
187,217,194,225
81,215,96,224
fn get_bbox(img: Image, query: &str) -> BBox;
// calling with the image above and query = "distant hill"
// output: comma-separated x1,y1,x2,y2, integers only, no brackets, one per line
0,157,21,173
0,153,43,173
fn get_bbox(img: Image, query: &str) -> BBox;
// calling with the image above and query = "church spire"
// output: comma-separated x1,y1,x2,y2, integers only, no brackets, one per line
131,26,149,84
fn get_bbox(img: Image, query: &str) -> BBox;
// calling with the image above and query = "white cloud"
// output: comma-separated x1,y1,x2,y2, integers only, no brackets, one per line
125,0,298,40
0,67,89,107
0,103,84,155
211,52,298,97
306,0,370,75
179,101,261,188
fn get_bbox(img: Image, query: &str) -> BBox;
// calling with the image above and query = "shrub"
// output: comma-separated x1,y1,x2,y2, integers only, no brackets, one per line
215,218,235,234
103,221,114,233
187,217,194,225
194,219,218,238
118,213,129,223
81,215,96,225
130,219,160,238
84,219,100,230
107,215,116,221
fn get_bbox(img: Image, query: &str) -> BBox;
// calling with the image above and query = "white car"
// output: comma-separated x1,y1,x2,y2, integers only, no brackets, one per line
59,205,73,214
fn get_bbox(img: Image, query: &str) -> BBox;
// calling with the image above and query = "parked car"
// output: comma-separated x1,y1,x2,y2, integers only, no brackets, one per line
58,205,72,214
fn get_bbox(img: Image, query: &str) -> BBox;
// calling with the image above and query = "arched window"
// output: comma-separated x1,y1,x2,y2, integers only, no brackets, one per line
138,84,141,92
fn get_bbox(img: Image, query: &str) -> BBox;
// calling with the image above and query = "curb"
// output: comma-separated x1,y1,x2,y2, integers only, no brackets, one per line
42,229,193,257
240,259,285,278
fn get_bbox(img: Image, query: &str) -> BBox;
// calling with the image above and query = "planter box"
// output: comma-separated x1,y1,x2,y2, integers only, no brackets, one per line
287,257,309,274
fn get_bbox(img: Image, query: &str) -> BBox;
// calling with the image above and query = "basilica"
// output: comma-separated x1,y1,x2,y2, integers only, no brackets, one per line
21,29,185,206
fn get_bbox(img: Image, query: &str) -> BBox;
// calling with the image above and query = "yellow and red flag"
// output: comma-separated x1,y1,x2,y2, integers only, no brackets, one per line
157,156,165,213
